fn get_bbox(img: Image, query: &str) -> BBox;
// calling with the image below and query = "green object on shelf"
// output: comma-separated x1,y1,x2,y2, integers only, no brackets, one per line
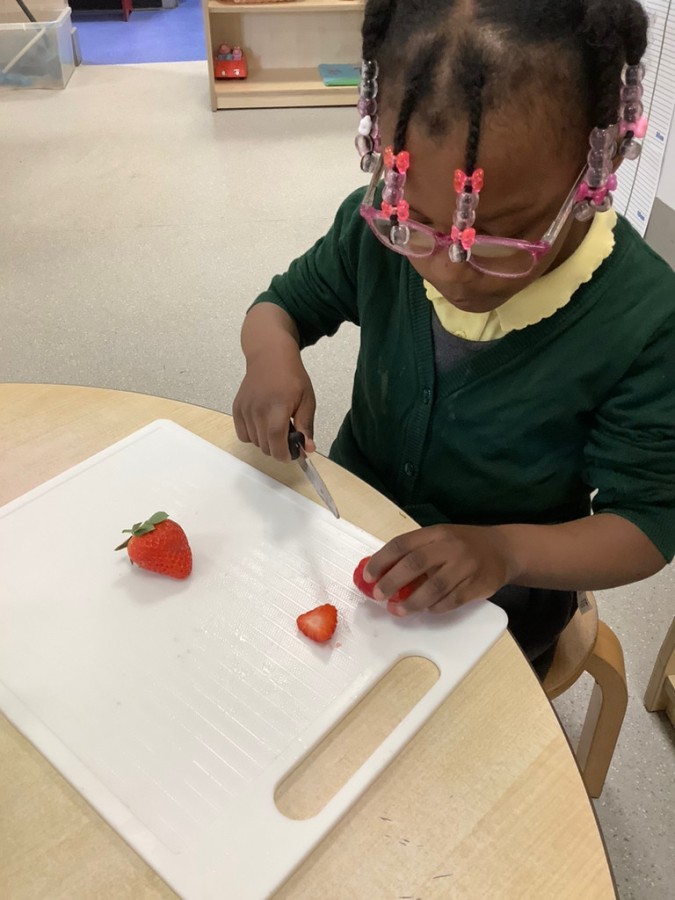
318,63,360,86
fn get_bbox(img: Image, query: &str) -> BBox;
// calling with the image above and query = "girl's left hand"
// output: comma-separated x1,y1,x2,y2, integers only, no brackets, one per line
365,524,516,616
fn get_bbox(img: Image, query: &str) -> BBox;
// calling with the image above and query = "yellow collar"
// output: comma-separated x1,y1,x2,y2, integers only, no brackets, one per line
424,210,617,341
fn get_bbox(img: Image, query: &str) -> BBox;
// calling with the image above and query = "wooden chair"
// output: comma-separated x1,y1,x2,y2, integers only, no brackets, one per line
542,591,627,798
644,617,675,726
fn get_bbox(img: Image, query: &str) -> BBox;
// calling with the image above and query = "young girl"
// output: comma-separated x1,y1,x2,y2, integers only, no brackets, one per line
233,0,675,676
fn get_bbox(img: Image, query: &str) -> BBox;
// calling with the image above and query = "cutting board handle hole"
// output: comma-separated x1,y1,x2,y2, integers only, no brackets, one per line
274,656,439,820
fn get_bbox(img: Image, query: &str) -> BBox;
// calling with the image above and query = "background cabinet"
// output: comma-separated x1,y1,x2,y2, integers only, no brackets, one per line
203,0,365,110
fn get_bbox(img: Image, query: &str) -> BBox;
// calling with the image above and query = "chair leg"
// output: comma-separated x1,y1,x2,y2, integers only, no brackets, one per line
575,620,628,798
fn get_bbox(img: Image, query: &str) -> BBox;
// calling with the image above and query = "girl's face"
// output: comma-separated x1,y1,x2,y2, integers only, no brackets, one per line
379,115,591,313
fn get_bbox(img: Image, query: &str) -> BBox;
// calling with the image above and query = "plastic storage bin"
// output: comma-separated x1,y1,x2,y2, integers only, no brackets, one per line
0,7,74,89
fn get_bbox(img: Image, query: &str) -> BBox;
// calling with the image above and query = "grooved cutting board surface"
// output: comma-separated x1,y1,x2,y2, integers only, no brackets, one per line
0,420,507,899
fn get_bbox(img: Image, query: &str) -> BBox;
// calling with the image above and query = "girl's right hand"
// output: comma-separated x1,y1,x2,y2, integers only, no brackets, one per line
233,351,317,462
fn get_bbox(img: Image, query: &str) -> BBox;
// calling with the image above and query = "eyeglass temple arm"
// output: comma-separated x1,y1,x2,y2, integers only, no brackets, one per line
362,158,385,207
543,168,587,246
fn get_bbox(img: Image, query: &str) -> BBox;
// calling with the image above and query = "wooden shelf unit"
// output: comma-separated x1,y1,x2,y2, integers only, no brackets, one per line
203,0,365,110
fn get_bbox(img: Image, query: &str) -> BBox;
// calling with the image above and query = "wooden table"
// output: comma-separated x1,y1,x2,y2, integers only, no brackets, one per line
0,384,616,899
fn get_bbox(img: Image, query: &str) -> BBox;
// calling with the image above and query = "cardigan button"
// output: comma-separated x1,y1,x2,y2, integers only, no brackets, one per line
422,388,431,405
404,461,415,477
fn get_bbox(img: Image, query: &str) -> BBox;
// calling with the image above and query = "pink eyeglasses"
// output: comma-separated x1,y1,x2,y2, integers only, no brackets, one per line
360,159,586,279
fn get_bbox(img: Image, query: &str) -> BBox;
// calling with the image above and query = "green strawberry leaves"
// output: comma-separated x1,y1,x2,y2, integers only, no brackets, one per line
114,511,169,551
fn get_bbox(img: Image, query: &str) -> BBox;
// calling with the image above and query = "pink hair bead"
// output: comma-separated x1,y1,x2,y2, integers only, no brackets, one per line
381,200,410,223
394,151,410,172
451,225,476,250
634,116,648,138
454,168,484,193
383,146,410,174
622,115,649,139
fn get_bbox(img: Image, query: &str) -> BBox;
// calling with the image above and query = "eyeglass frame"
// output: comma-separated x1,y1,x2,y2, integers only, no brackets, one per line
359,158,588,280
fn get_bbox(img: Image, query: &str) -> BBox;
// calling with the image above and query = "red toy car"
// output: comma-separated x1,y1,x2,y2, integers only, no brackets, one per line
214,43,248,80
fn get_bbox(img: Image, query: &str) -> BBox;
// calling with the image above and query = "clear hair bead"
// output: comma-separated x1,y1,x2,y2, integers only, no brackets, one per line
595,194,613,213
355,134,374,155
360,152,379,173
621,84,643,103
620,138,642,160
624,63,646,85
586,166,612,188
574,200,595,222
383,185,404,205
454,211,476,230
449,243,469,263
589,127,616,150
361,78,378,100
385,170,406,189
623,101,644,123
390,224,410,246
457,192,479,215
361,59,378,79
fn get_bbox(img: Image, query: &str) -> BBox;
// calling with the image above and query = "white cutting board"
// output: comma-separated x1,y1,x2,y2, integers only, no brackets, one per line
0,420,507,899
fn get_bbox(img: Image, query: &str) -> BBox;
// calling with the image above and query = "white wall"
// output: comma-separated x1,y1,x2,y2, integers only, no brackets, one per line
656,110,675,210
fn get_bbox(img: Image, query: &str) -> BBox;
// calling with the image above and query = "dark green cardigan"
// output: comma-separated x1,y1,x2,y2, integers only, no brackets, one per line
253,188,675,561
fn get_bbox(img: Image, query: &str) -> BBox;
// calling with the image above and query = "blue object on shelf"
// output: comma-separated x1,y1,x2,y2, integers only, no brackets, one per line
318,63,360,87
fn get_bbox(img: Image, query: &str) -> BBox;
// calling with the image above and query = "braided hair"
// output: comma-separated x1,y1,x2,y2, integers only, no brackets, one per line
362,0,649,173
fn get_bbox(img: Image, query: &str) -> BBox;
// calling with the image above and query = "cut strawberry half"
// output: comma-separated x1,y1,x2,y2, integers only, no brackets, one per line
353,556,425,603
297,604,338,644
390,575,427,603
353,556,377,599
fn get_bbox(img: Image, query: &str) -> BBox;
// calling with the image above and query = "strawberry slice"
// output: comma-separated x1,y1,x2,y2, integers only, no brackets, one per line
353,556,377,599
297,604,338,644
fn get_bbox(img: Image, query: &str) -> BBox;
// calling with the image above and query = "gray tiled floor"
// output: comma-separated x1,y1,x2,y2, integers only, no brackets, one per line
1,61,674,898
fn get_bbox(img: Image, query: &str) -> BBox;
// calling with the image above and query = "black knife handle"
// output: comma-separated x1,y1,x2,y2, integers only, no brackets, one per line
288,422,306,461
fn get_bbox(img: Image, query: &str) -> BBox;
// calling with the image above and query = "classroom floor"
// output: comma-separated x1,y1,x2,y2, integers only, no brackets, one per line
1,61,674,900
72,0,206,65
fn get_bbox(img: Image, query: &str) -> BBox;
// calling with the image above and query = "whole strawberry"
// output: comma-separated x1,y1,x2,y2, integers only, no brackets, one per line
115,511,192,579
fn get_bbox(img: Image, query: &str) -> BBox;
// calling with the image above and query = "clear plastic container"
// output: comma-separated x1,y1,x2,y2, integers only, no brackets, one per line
0,8,74,90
